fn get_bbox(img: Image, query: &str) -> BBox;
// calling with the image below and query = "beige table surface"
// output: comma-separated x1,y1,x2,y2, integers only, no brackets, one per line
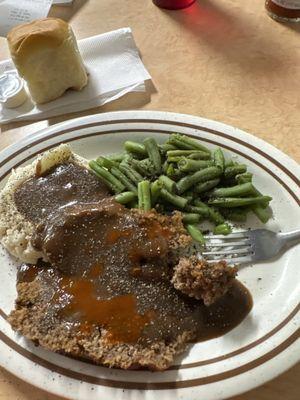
0,0,299,399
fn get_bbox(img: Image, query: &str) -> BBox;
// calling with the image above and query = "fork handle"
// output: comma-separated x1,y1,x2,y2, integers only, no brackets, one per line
279,229,300,248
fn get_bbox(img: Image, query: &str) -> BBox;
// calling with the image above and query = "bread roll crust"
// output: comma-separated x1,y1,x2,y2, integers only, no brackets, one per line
7,18,88,104
7,18,69,60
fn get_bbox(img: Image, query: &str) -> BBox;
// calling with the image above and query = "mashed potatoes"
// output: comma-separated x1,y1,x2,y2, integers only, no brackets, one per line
0,144,86,263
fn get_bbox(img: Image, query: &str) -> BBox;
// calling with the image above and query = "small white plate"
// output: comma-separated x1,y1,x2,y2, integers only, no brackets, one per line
0,111,299,400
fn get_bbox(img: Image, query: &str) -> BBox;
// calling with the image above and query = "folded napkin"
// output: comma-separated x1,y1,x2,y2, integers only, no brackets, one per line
0,27,151,124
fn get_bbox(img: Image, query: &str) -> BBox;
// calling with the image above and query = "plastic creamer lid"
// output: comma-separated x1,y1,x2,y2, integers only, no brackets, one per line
0,70,27,109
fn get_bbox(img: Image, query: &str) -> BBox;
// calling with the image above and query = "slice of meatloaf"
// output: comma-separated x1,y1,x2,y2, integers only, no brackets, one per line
9,276,193,371
9,203,194,371
172,257,237,306
9,200,239,370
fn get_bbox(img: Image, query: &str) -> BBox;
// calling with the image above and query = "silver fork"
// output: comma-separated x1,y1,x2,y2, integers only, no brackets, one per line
203,229,300,264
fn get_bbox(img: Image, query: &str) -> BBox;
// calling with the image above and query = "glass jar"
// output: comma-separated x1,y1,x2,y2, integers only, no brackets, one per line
265,0,300,22
153,0,196,10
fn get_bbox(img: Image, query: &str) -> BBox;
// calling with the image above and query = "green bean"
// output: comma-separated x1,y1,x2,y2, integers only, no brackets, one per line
93,135,274,231
124,141,147,157
159,143,177,152
186,224,205,244
194,200,224,224
193,199,210,209
212,182,256,198
172,169,185,181
251,204,271,223
213,148,225,172
90,173,116,193
151,180,163,205
208,207,225,225
224,164,247,178
160,189,188,209
208,196,272,208
186,205,210,218
187,152,211,160
144,138,162,174
167,156,185,163
128,158,151,176
167,150,210,159
225,159,235,167
176,166,222,194
115,191,137,205
123,153,132,162
138,182,144,210
138,180,151,211
185,190,195,197
166,163,176,177
89,161,125,194
119,162,144,184
182,213,201,224
96,156,116,169
110,166,137,193
168,136,198,150
213,223,232,235
183,191,194,204
194,179,220,194
162,160,169,174
220,177,237,187
178,158,214,172
169,133,211,154
158,175,177,193
106,152,126,162
221,208,248,222
235,172,253,184
251,186,269,209
183,196,194,205
139,158,156,175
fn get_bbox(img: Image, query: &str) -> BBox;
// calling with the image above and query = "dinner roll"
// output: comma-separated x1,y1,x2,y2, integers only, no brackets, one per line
7,18,88,104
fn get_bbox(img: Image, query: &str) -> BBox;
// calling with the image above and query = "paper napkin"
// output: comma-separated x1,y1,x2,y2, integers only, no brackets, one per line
0,27,151,124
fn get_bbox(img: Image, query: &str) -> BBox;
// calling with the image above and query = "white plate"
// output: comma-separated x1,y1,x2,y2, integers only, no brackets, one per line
0,111,299,400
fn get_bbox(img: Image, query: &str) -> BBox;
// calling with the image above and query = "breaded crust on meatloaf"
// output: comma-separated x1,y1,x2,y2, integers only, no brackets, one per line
172,257,237,306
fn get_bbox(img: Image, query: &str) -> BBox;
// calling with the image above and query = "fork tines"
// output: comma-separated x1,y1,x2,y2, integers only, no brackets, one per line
204,231,250,240
203,231,253,264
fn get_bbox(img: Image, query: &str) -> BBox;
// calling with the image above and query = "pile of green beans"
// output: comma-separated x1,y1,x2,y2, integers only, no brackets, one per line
89,133,272,244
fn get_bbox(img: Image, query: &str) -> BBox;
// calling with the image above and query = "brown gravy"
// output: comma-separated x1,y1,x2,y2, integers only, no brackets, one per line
15,162,252,346
14,163,110,224
18,262,252,344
